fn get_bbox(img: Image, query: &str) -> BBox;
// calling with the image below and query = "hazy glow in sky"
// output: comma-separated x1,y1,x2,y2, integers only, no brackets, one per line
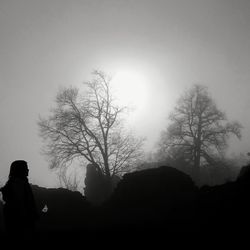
0,0,250,188
112,70,149,109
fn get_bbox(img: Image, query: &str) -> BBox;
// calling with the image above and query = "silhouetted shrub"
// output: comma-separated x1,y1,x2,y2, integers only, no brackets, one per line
237,164,250,183
84,164,120,205
107,166,198,227
31,185,91,231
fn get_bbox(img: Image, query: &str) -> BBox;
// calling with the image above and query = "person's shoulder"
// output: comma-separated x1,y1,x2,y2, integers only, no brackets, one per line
11,177,26,183
1,180,10,190
11,178,27,191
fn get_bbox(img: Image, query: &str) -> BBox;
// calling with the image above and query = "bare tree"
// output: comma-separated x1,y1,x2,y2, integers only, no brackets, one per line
38,70,144,192
57,163,84,192
158,84,242,179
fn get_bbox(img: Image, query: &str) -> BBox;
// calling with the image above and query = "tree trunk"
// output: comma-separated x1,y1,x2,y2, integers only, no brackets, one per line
194,117,202,181
103,159,113,199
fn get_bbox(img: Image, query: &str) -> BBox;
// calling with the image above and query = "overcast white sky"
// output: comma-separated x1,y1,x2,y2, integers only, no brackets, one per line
0,0,250,188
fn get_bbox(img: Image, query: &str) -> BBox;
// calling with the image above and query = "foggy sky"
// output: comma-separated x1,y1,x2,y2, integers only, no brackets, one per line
0,0,250,188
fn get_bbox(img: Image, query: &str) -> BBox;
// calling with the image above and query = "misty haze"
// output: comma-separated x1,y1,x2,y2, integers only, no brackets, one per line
0,0,250,246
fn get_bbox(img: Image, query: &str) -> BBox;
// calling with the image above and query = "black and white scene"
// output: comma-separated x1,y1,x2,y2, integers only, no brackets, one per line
0,0,250,247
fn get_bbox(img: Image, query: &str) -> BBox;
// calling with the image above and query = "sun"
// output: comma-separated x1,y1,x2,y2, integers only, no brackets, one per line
111,69,149,113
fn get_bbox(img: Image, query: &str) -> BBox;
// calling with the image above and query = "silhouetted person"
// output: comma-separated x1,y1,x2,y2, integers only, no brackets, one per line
0,160,39,239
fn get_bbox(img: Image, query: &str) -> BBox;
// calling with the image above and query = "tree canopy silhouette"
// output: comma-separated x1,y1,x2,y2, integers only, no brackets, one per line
158,84,242,179
38,70,144,188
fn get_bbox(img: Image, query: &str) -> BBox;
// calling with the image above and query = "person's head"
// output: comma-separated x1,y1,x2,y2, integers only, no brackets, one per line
9,160,29,180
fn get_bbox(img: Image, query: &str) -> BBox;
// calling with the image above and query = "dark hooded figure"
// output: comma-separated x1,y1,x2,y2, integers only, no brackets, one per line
0,160,39,237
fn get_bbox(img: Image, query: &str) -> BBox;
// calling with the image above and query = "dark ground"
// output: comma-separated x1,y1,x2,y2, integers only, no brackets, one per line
1,165,250,248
